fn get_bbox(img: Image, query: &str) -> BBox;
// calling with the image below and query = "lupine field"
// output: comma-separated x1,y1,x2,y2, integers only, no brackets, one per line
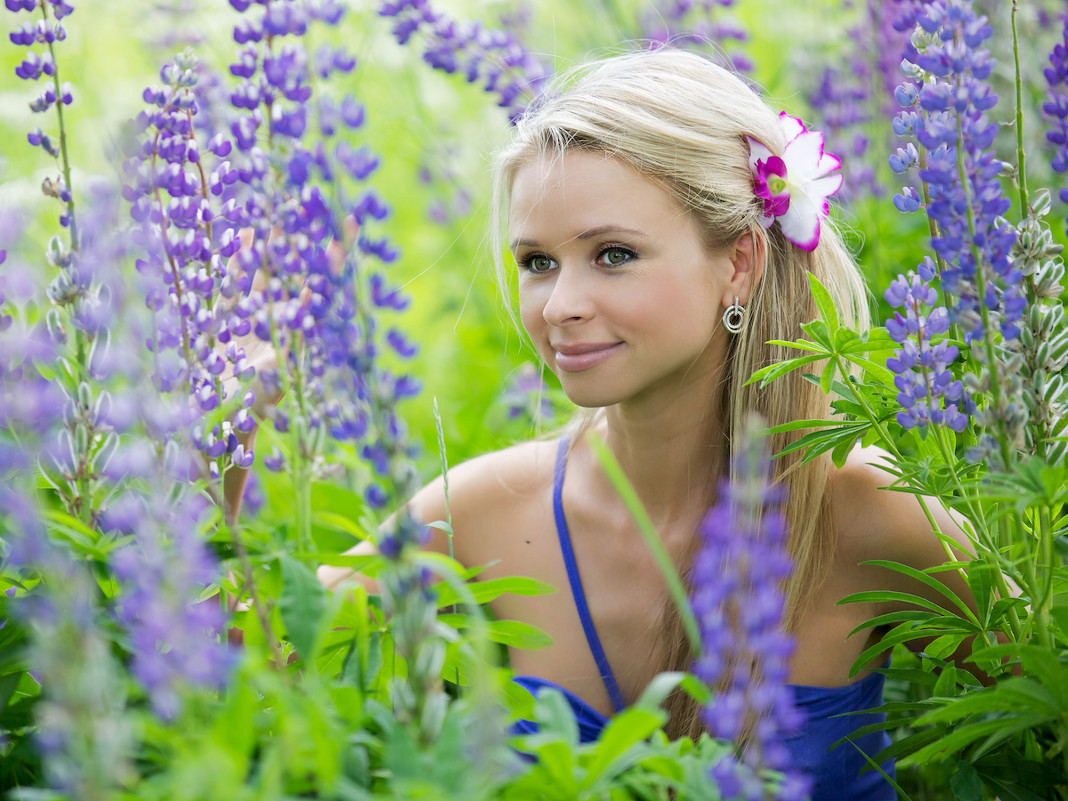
1,0,1067,799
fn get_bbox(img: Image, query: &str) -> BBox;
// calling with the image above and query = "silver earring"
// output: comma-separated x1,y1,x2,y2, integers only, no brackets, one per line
722,297,745,334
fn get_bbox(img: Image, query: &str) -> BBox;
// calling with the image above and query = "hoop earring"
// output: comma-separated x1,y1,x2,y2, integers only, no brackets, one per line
722,297,745,334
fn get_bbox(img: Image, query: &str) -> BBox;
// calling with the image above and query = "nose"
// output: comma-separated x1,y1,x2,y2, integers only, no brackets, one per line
541,263,594,327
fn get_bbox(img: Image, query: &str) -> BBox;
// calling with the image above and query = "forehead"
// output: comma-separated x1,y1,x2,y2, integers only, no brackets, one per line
508,150,693,245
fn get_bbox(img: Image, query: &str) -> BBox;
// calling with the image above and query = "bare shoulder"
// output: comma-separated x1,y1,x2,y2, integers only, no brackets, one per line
829,444,972,569
405,437,560,562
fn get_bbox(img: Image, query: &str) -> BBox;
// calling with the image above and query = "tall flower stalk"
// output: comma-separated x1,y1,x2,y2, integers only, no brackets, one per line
691,417,807,801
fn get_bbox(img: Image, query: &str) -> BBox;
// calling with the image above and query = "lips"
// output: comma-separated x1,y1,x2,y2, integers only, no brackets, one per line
551,341,624,372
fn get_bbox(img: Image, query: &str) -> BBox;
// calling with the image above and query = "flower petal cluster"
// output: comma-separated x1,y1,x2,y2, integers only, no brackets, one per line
378,0,551,122
109,491,232,719
691,422,807,799
892,0,1020,344
639,0,750,73
885,264,975,431
748,113,843,251
1043,14,1068,235
223,0,421,510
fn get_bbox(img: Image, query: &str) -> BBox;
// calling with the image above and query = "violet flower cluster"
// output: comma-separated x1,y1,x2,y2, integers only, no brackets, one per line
123,47,254,474
222,0,422,514
378,0,552,122
691,426,808,801
1043,13,1068,234
109,491,233,719
892,0,1021,343
640,0,751,73
890,0,1027,458
885,263,975,431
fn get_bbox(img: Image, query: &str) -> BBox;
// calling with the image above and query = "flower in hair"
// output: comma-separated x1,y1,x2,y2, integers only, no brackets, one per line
748,113,842,251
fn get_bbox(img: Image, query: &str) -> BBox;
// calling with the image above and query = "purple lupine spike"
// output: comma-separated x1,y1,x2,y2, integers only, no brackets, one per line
885,268,974,432
109,491,233,719
377,0,551,122
691,420,808,800
1043,14,1068,234
891,0,1026,463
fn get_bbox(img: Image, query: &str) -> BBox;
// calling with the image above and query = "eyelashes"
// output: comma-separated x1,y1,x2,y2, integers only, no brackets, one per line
517,245,637,274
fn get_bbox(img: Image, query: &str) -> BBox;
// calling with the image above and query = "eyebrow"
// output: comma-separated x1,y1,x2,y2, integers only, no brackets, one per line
510,225,649,251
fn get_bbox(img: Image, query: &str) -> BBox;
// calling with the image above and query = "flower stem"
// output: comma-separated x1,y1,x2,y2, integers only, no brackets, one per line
1011,0,1029,216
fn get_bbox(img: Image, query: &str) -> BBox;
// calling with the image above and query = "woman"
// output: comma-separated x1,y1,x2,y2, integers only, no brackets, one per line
312,49,974,800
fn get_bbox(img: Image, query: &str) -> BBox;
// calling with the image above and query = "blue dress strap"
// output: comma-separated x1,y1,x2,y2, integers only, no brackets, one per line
553,437,626,713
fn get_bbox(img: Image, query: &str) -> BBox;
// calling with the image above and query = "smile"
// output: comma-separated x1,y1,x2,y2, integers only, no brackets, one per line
552,342,624,372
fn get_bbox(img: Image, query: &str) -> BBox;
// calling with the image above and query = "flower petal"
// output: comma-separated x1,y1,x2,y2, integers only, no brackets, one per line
778,112,806,143
778,192,821,251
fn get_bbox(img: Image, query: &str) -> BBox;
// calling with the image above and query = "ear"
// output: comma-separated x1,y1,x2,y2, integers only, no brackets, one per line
721,228,765,309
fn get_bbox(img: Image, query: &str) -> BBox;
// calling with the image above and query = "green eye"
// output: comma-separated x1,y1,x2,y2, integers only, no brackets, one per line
600,247,634,266
523,254,554,273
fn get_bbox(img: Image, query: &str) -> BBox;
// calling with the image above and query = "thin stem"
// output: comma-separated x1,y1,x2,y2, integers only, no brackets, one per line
229,519,284,668
41,2,77,251
1011,0,1029,216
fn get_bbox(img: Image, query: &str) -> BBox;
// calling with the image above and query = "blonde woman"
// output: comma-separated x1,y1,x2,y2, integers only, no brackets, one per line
313,49,975,801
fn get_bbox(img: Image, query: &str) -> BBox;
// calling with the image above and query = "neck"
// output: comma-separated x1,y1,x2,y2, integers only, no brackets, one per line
582,360,728,530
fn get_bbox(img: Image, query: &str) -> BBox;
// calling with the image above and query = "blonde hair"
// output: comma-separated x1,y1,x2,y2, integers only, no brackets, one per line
490,49,871,739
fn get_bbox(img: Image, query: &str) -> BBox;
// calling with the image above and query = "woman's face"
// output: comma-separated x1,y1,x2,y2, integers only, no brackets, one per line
509,150,743,411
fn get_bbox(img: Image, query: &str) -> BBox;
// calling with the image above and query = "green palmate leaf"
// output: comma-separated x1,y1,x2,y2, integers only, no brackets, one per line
279,553,328,663
846,609,934,637
775,421,870,465
435,575,556,608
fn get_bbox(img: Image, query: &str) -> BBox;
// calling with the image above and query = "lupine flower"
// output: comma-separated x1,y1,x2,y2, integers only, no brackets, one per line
691,419,807,800
885,266,975,431
891,0,1027,464
501,362,555,422
639,0,750,73
1043,14,1068,234
109,491,232,719
893,1,1020,342
378,0,552,122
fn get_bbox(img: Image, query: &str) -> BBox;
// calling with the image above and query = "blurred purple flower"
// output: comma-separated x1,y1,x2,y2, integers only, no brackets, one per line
640,0,750,73
691,421,806,798
378,0,551,122
109,492,232,719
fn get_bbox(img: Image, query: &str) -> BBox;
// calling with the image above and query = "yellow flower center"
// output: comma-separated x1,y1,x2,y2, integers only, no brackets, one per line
767,175,787,195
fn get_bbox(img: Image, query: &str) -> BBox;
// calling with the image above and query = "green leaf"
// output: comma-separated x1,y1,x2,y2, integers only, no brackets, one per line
856,560,980,624
746,353,822,387
438,615,553,650
949,759,983,801
808,270,840,331
279,553,328,663
435,575,556,608
580,708,665,789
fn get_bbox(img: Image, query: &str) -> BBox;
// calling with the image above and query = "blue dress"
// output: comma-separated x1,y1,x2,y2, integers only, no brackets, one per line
510,438,896,801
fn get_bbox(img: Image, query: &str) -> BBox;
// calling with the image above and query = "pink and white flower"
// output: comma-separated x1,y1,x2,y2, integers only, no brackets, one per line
747,113,842,252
